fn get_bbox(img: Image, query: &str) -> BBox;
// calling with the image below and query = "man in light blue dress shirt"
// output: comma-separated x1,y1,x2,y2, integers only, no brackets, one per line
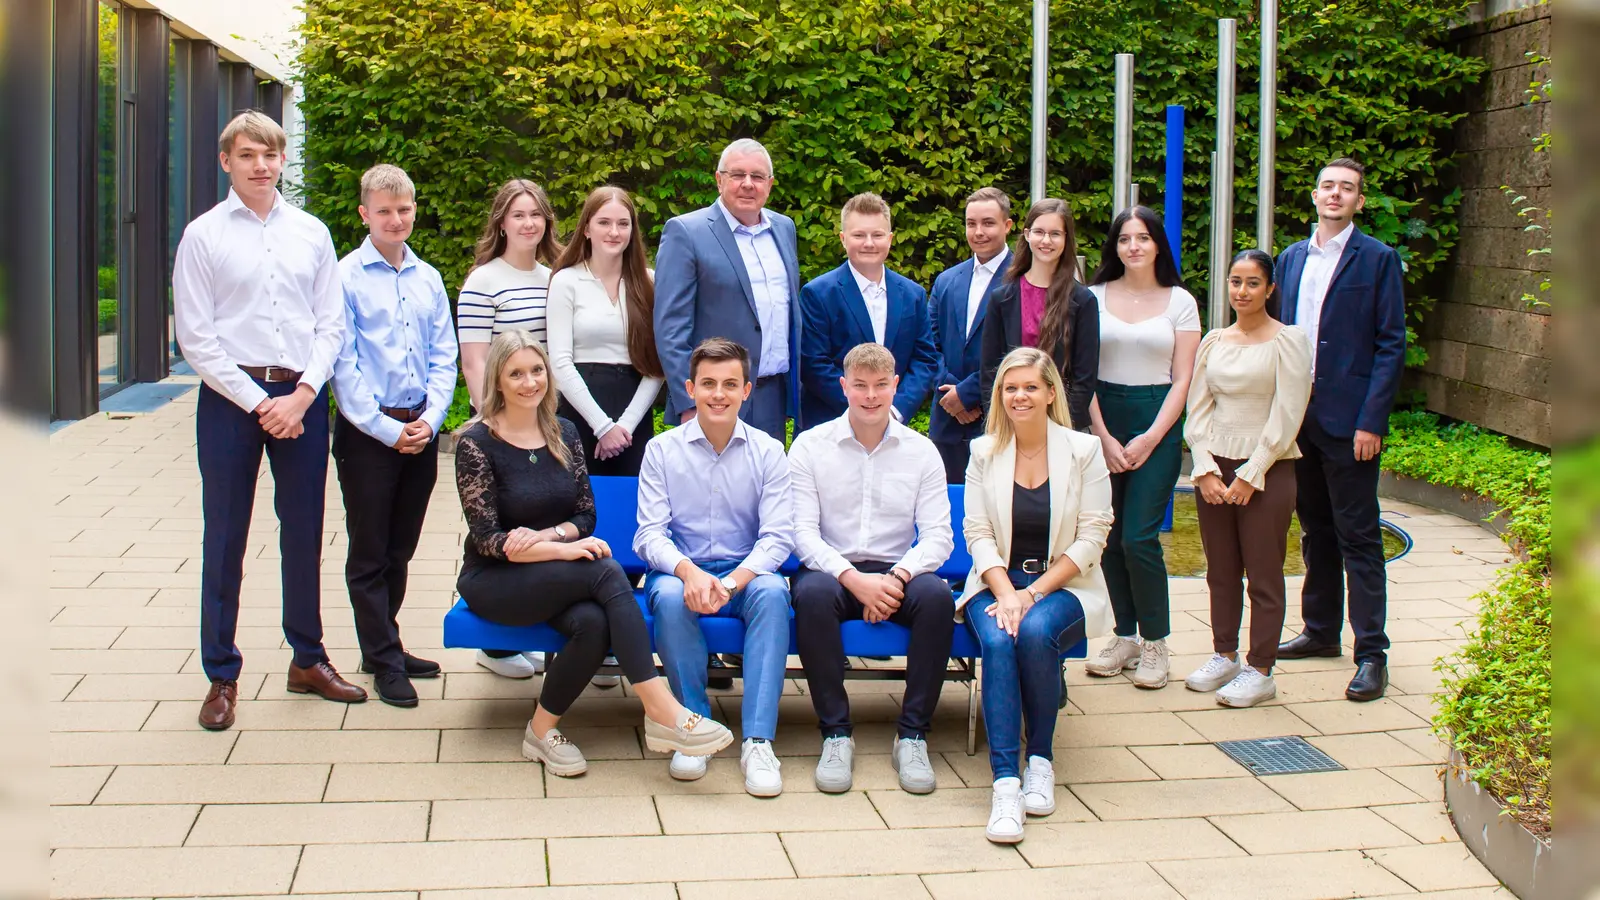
634,338,795,796
330,165,459,709
653,139,803,442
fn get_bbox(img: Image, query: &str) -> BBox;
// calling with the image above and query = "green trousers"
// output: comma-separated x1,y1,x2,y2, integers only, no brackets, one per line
1097,381,1181,641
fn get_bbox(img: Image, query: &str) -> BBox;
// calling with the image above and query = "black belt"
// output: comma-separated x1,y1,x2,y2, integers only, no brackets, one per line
1016,558,1046,575
239,365,302,383
756,373,785,385
381,402,427,423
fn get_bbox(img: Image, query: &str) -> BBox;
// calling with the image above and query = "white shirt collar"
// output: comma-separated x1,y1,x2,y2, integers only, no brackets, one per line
974,247,1009,276
826,411,905,451
682,413,751,452
1310,221,1355,254
225,187,285,221
358,235,417,272
716,200,771,235
848,263,887,296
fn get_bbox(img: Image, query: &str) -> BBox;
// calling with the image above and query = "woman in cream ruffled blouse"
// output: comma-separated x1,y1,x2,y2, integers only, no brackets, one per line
1180,249,1313,709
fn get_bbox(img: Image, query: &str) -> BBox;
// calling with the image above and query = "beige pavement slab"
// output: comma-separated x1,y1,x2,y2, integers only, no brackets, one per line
1262,768,1432,810
1307,732,1434,769
1375,802,1463,844
50,700,156,732
1153,849,1416,900
94,763,330,805
1370,843,1502,891
1175,705,1317,742
187,800,429,846
429,797,660,840
325,762,545,801
1129,743,1251,779
1012,817,1245,868
425,888,674,900
548,833,792,885
141,697,351,731
67,673,267,702
51,766,113,805
51,846,301,899
1208,807,1418,853
294,839,548,893
867,785,1092,829
51,731,236,767
656,791,884,834
1383,763,1447,802
49,649,192,675
922,862,1183,900
677,875,931,900
51,804,200,848
779,827,1025,877
229,729,439,764
1072,776,1296,820
1287,697,1431,735
1052,711,1208,748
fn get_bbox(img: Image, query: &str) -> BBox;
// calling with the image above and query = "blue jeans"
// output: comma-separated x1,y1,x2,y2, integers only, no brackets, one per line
646,559,791,741
966,571,1086,780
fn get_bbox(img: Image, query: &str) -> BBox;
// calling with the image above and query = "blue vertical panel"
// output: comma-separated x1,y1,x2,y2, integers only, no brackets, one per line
1164,105,1185,275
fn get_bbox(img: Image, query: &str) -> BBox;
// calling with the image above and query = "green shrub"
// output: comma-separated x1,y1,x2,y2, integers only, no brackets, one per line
97,298,117,336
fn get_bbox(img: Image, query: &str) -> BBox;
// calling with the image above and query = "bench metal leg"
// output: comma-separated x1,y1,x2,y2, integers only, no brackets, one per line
967,657,979,757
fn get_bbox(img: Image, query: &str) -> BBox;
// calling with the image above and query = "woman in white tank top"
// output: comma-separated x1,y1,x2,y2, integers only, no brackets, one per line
1082,207,1201,690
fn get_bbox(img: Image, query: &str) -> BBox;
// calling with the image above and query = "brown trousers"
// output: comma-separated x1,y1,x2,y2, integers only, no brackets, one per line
1195,457,1297,670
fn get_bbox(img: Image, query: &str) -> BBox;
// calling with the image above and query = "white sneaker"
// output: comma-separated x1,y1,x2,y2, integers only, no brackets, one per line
1217,667,1278,708
522,651,547,673
477,650,538,679
986,777,1025,843
1185,654,1243,693
814,736,854,793
668,751,708,781
1086,636,1141,677
1132,638,1170,689
892,737,937,794
740,739,783,797
1022,755,1056,815
591,655,621,688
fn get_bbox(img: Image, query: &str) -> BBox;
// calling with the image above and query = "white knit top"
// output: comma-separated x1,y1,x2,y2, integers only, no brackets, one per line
1183,325,1314,490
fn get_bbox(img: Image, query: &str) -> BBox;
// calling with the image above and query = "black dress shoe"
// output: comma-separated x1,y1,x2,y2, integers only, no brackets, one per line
374,671,419,708
1345,660,1387,702
360,654,442,679
1277,632,1343,660
708,655,734,690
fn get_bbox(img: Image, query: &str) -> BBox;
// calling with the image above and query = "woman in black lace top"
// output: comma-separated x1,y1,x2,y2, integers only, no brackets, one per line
455,331,733,776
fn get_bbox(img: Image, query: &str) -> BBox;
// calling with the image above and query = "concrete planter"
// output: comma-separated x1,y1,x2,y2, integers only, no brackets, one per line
1379,470,1510,539
1446,749,1557,899
438,431,461,455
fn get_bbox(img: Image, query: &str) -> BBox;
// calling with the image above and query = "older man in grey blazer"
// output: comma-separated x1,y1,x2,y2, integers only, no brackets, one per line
654,139,803,442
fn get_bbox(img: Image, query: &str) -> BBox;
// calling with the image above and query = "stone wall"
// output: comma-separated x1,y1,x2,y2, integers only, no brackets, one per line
1415,3,1551,446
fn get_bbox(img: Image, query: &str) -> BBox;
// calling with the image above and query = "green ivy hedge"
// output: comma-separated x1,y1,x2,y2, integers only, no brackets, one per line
298,0,1483,364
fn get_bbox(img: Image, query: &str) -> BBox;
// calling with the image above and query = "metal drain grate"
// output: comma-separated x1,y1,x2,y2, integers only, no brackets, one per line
1216,735,1345,776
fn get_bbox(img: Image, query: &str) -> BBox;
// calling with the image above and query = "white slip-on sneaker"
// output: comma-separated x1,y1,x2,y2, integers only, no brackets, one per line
814,736,854,793
591,655,621,688
521,724,586,777
986,777,1025,843
1185,653,1243,693
1217,667,1278,708
477,650,538,679
644,709,734,756
892,736,937,794
522,651,547,674
1132,638,1170,689
668,751,708,781
740,739,783,797
1022,755,1056,815
1085,636,1142,676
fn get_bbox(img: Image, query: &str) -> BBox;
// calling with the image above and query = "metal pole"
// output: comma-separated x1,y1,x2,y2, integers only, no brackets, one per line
1030,0,1049,202
1257,0,1278,253
1129,183,1140,208
1209,19,1237,332
1164,105,1185,275
1112,53,1134,216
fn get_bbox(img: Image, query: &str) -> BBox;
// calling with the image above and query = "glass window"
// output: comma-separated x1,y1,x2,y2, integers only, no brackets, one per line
96,0,130,395
167,40,189,364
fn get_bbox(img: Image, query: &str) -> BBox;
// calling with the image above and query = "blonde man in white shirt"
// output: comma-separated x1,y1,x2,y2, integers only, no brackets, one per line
789,342,955,795
174,111,366,732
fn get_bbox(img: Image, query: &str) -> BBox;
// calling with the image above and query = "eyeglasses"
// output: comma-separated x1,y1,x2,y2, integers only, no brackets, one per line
720,170,772,185
1029,229,1066,242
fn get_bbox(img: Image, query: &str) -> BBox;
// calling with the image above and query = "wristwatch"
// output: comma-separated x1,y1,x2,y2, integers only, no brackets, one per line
719,574,739,594
552,525,568,541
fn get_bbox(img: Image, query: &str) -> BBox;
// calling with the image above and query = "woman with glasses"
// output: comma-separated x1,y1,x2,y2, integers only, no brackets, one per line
978,198,1099,432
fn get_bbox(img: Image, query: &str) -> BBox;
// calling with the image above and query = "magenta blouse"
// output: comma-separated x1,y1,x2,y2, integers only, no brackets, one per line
1020,277,1047,349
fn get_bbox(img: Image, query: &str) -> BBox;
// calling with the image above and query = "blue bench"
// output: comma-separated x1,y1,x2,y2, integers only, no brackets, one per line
443,474,1088,753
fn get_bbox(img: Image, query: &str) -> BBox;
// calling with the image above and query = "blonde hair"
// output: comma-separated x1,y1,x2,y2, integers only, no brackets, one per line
470,331,571,469
472,179,563,270
359,164,415,205
842,342,896,376
984,347,1072,450
841,192,892,231
218,110,287,155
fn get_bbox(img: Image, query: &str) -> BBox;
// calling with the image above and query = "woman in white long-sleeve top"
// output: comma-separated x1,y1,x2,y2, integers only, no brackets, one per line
1181,249,1313,708
962,346,1114,845
546,186,665,476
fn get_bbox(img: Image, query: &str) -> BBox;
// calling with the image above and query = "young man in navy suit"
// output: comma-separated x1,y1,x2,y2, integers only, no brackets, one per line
797,193,939,433
928,187,1015,482
1273,157,1407,702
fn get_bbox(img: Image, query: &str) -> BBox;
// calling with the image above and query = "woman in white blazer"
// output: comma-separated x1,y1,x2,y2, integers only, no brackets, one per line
962,346,1114,844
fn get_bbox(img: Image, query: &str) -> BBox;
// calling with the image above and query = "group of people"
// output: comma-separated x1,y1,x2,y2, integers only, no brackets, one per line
173,111,1406,847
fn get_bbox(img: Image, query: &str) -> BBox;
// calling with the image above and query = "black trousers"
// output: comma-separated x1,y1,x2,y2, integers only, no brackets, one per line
935,439,972,485
196,382,330,681
332,416,437,675
557,362,656,477
793,562,955,740
1295,415,1390,663
458,556,657,715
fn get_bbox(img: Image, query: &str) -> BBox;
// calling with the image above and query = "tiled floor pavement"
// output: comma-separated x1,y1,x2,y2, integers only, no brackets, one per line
48,383,1521,899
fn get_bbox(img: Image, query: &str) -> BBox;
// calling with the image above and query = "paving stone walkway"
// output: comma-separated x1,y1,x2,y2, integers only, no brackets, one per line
48,379,1518,898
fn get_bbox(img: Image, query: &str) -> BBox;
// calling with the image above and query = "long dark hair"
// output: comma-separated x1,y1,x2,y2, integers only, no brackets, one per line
1232,248,1283,321
472,179,564,271
551,186,664,379
1089,205,1183,287
1004,198,1079,361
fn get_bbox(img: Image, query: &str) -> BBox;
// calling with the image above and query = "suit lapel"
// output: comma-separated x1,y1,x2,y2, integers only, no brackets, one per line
707,209,758,318
949,259,976,344
1046,424,1070,554
885,273,913,351
991,437,1016,564
1279,246,1308,326
1326,230,1365,297
839,265,876,343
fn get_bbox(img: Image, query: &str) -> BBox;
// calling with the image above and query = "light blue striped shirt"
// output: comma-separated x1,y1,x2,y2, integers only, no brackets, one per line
331,237,459,447
716,202,791,377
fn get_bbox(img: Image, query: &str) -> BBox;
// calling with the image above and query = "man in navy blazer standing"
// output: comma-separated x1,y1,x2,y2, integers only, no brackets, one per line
655,139,802,442
797,192,939,433
1274,157,1407,703
927,188,1015,482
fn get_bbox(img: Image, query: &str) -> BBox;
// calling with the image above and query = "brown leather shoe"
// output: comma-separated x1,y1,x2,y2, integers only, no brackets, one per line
287,661,368,703
199,679,238,730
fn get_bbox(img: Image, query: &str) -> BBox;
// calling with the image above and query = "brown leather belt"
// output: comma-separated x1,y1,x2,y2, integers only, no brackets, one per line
381,403,427,423
239,365,303,383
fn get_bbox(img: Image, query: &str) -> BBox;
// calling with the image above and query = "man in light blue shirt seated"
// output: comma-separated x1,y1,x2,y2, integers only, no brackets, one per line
634,337,794,796
330,164,458,709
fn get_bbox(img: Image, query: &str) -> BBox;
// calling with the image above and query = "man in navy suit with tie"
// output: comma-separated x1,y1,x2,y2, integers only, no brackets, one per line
1273,158,1407,703
927,188,1015,482
797,193,940,433
655,139,803,442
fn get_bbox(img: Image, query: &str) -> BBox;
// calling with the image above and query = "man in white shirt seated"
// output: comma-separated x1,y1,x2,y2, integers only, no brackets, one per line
788,342,956,795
